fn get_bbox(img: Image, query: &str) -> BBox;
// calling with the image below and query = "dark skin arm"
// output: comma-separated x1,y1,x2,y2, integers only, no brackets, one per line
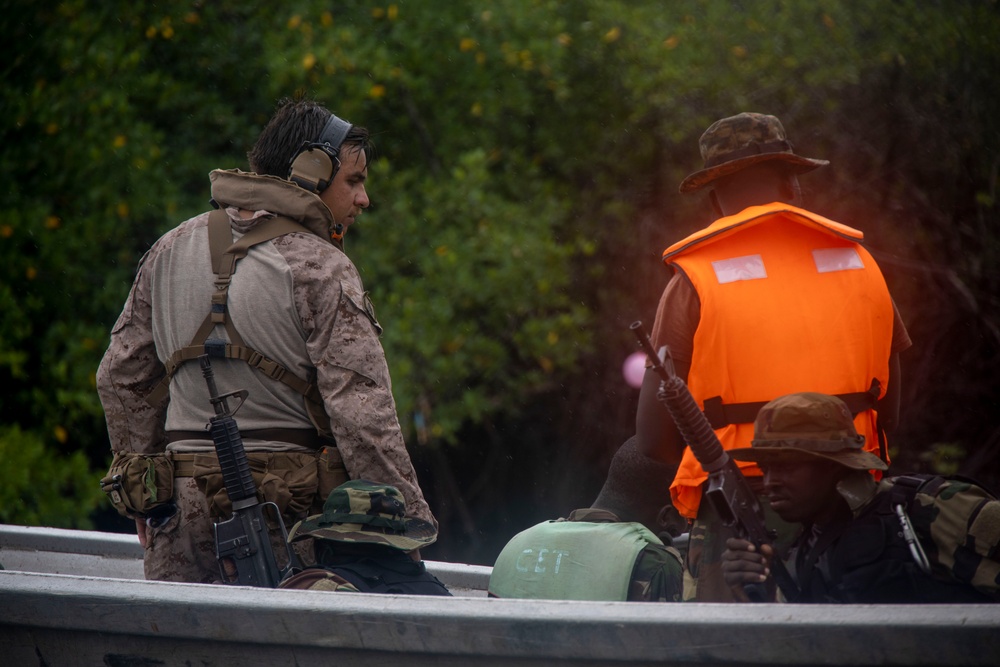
878,352,901,434
635,361,690,465
721,537,777,602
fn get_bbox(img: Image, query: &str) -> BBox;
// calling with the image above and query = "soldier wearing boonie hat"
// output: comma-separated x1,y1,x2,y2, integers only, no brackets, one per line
677,112,828,194
721,392,1000,604
279,480,450,595
633,111,911,602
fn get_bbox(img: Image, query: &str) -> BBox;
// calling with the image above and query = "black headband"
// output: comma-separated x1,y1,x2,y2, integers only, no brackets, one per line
317,114,352,151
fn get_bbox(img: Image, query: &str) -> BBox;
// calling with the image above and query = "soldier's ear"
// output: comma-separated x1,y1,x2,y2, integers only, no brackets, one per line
780,171,802,204
709,189,723,217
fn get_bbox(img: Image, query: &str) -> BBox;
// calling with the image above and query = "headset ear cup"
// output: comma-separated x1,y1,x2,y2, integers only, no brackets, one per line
288,146,337,193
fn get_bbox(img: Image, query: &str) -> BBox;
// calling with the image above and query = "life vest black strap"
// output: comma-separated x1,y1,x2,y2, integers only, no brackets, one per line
702,378,882,430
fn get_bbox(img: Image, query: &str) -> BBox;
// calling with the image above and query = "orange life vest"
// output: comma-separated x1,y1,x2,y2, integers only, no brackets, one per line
664,203,894,519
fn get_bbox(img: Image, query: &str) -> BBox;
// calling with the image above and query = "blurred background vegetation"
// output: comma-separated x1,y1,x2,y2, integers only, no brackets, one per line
2,0,998,564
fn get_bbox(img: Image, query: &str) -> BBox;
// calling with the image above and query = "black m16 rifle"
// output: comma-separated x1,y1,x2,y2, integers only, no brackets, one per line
630,321,799,602
199,353,299,587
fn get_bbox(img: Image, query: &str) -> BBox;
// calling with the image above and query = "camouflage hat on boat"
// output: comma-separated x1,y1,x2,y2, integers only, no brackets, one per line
288,479,437,551
729,392,887,471
679,112,829,193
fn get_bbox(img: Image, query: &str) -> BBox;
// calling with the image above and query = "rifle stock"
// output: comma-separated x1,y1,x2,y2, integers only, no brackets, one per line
199,353,298,587
630,321,799,602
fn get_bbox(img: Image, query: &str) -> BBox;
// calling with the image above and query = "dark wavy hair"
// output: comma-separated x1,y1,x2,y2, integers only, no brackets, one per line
247,96,373,178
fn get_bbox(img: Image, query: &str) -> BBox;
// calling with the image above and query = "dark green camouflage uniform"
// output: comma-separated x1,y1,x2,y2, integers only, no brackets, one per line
785,474,1000,603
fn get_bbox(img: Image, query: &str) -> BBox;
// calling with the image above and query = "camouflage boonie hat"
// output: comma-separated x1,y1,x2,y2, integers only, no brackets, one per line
729,392,887,471
288,480,437,551
679,112,829,194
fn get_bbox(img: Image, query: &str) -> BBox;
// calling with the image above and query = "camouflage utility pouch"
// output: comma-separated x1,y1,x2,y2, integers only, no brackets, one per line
100,451,175,517
192,451,322,522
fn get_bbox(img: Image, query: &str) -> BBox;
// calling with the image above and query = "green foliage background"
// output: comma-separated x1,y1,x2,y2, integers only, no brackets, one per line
2,0,998,562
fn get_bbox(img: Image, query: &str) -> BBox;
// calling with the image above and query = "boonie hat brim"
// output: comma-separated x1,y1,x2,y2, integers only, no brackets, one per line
730,441,888,471
679,153,828,194
288,514,437,552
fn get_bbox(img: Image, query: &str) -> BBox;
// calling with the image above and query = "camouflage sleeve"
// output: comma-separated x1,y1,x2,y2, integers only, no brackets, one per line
95,250,168,455
288,240,437,530
278,567,361,592
911,478,1000,598
627,543,685,602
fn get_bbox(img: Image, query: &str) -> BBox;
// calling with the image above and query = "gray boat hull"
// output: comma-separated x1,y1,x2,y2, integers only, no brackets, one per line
1,525,998,666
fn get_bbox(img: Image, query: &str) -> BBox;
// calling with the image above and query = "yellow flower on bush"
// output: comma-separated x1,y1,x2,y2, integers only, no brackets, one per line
603,26,621,43
370,84,386,99
460,37,476,52
45,216,60,229
303,53,317,70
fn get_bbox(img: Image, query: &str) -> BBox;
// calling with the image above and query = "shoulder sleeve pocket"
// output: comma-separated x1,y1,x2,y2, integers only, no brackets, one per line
330,278,389,386
341,279,383,336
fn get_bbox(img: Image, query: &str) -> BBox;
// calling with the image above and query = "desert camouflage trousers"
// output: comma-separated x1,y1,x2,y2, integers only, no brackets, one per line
143,449,348,583
142,478,319,583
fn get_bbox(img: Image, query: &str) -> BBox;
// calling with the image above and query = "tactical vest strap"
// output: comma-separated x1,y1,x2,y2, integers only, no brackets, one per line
146,210,331,438
702,378,882,430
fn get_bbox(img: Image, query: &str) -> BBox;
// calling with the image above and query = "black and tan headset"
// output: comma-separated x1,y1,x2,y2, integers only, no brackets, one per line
287,113,353,240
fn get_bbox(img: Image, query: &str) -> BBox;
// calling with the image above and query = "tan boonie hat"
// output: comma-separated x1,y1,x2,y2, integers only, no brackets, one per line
729,392,887,471
288,479,437,551
679,112,829,194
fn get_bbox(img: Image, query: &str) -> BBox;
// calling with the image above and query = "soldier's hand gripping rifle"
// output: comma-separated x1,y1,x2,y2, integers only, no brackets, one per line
630,322,799,602
199,354,299,587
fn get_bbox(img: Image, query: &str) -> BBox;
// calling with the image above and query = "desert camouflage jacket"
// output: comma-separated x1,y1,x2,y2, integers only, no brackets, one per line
96,169,435,528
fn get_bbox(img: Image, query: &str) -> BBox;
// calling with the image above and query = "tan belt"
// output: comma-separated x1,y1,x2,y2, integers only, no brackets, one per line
166,428,332,448
172,453,200,478
170,447,340,478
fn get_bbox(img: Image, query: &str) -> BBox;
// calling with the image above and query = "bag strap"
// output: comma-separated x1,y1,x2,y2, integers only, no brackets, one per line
146,210,330,438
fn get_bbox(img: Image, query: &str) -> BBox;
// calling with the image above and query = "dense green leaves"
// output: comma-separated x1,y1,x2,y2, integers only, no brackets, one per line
2,1,998,557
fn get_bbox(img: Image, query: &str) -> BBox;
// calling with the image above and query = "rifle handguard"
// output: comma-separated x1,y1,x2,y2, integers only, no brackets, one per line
631,321,800,603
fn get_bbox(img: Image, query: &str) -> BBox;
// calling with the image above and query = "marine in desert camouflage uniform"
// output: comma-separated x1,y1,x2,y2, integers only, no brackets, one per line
96,98,435,583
